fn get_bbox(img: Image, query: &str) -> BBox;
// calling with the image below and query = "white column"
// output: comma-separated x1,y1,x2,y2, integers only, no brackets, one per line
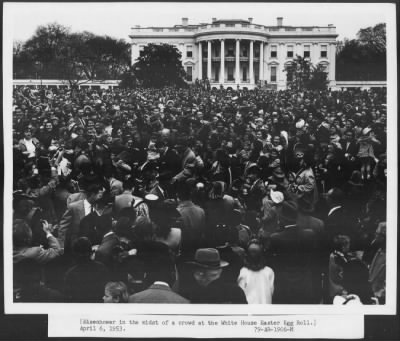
220,39,225,83
278,43,285,82
249,40,254,84
259,42,264,81
235,39,240,84
329,42,336,82
312,42,318,65
296,42,301,58
207,40,212,80
198,42,203,79
131,43,138,66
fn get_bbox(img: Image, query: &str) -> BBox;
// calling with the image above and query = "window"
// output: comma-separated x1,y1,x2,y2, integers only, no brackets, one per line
304,45,310,58
186,45,193,58
271,66,277,82
271,45,277,58
287,45,294,58
186,66,193,81
321,45,327,58
228,65,234,80
227,45,234,57
242,48,248,57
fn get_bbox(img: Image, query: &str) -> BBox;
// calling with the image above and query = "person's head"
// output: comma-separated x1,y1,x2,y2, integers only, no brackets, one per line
103,282,129,303
244,239,265,271
24,128,32,140
144,253,176,287
189,248,229,287
115,216,133,239
176,181,192,202
132,216,154,242
13,219,32,247
193,267,223,287
45,122,53,132
86,184,104,205
72,237,92,261
344,130,354,141
332,235,351,254
326,188,344,208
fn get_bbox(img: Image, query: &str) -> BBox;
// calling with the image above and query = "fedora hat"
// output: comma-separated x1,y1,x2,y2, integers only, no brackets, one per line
187,248,229,269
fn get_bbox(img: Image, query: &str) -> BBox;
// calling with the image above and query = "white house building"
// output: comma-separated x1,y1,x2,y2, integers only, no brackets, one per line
129,17,338,90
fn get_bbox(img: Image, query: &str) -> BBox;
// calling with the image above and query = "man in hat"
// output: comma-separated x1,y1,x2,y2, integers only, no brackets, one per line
181,248,247,304
269,200,316,304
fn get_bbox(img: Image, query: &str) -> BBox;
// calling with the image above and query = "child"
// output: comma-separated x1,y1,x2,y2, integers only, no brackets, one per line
328,235,351,301
237,239,274,304
357,127,381,180
103,281,129,303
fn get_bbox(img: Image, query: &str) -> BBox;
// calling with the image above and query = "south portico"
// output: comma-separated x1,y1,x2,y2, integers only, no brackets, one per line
195,35,267,89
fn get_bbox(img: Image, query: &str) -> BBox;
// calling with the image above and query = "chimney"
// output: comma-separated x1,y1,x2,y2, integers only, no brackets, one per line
248,17,253,23
277,17,283,27
182,17,188,26
212,18,217,23
328,24,333,27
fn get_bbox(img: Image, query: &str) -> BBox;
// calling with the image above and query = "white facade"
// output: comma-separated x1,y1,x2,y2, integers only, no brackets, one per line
129,17,338,90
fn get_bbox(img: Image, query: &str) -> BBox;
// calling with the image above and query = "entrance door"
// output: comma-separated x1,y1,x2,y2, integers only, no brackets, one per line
242,66,247,82
228,65,234,81
215,65,219,82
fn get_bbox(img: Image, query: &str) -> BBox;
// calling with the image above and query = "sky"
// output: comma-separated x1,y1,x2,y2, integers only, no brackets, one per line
5,2,393,43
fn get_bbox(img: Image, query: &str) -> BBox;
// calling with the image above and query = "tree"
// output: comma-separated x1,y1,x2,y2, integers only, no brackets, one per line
336,23,386,81
133,43,186,87
357,23,386,53
284,55,328,91
119,67,140,88
13,23,131,84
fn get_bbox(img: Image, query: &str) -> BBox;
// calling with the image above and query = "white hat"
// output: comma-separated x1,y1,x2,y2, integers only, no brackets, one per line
270,189,284,204
362,127,372,135
145,193,159,201
295,119,305,129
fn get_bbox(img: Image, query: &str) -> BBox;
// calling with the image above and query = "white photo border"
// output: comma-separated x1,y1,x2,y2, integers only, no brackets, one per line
3,1,397,316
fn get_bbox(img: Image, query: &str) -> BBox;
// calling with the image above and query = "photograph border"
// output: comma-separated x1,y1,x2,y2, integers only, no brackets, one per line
2,1,398,317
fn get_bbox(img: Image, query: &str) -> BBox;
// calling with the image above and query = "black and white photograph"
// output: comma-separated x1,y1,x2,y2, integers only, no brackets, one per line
2,2,398,337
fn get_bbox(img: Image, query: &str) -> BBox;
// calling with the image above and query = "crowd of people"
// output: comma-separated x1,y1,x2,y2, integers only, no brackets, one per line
12,84,387,305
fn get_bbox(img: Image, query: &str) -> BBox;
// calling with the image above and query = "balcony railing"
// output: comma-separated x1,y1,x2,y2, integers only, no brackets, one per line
130,24,336,35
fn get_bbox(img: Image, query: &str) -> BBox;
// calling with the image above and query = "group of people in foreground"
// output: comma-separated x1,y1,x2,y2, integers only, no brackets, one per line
12,84,387,304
